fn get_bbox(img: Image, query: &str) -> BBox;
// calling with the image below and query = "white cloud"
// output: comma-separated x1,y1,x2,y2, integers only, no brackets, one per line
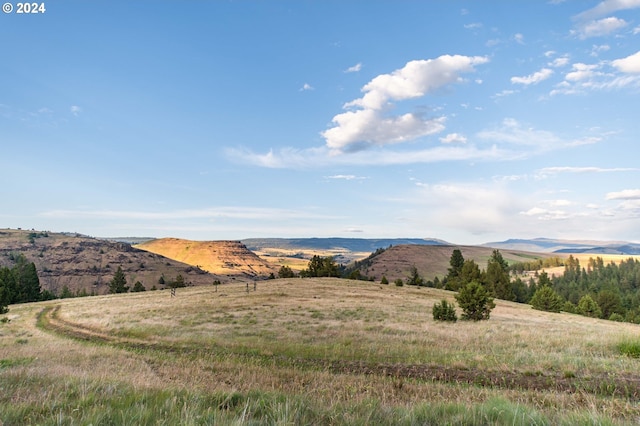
536,166,638,178
574,0,640,22
464,23,482,30
41,206,338,221
565,63,600,81
476,118,565,151
440,133,467,144
326,174,367,181
70,105,82,116
574,17,628,39
549,56,570,67
612,51,640,73
591,44,610,56
511,68,553,85
606,189,640,200
547,199,573,207
300,83,314,91
321,54,488,153
551,57,640,94
514,33,525,44
225,143,506,169
415,182,522,236
344,63,362,73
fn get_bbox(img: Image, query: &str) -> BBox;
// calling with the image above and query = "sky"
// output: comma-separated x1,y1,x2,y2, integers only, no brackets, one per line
2,1,640,244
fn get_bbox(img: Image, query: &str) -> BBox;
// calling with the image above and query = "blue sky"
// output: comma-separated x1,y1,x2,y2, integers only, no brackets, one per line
2,1,640,244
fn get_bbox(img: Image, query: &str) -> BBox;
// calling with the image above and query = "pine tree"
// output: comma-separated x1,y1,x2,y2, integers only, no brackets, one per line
486,250,513,300
455,281,495,321
529,285,564,312
108,266,129,294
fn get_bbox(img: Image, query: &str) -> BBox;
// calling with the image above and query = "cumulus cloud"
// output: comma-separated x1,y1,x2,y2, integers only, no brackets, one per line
300,83,314,91
612,51,640,73
344,63,362,73
511,68,554,85
321,54,488,154
70,105,82,116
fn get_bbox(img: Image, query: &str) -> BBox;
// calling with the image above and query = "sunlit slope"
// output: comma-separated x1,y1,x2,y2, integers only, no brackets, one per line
136,238,277,277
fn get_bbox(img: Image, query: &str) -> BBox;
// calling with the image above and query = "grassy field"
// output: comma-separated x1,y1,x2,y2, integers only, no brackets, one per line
3,278,640,425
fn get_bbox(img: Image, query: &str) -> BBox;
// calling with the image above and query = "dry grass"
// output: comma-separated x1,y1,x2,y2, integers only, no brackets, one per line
4,278,640,424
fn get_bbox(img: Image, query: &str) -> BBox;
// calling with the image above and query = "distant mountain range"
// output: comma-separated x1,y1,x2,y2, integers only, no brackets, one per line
483,238,640,255
241,237,451,253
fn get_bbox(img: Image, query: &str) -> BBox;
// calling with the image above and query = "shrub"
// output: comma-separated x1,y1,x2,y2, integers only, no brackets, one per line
432,300,457,322
455,281,495,321
380,276,389,285
609,313,624,322
394,279,404,287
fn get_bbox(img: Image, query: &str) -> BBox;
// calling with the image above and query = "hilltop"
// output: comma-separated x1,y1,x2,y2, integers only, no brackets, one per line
0,229,223,295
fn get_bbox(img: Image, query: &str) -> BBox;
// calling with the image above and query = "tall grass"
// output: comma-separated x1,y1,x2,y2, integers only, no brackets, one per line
3,278,640,424
0,372,623,426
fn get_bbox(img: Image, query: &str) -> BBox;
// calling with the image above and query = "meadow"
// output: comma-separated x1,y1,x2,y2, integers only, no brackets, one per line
2,278,640,425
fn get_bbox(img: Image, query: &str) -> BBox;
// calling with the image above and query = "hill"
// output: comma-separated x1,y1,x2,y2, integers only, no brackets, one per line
4,278,640,424
0,229,222,295
135,238,278,277
356,244,553,282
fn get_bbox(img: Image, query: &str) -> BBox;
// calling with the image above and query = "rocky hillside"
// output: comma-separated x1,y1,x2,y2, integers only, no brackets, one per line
135,238,278,278
0,229,223,296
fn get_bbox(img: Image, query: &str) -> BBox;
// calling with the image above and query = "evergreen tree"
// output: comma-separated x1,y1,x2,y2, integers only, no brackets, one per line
445,249,465,290
577,294,602,318
455,281,495,321
108,266,129,294
486,250,513,300
406,265,424,286
132,281,146,292
300,255,340,278
0,267,17,311
596,289,622,320
529,285,564,313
